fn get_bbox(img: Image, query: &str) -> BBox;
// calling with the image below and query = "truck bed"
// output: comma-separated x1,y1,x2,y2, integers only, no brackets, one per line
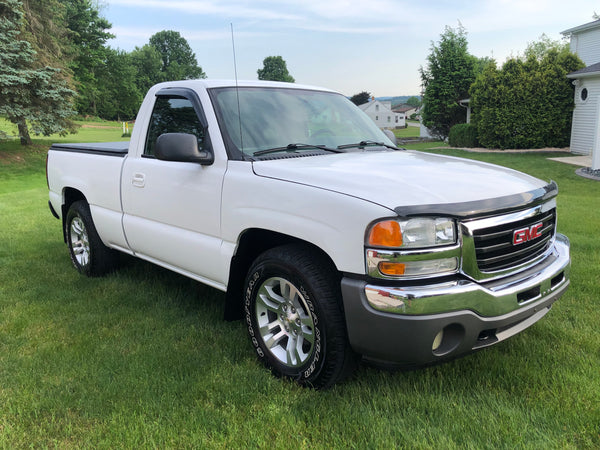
50,142,129,156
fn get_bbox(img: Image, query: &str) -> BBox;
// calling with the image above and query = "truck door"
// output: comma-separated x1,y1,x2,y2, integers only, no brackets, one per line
121,88,227,288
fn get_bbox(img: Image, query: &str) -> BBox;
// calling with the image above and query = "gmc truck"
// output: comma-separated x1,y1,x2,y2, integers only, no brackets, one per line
47,80,571,388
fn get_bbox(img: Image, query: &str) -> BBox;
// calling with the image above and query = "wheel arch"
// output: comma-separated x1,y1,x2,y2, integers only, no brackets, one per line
224,228,340,321
61,188,88,243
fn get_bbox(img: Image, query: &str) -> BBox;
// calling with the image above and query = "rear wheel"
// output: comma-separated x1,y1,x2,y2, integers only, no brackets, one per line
244,244,358,389
65,200,118,276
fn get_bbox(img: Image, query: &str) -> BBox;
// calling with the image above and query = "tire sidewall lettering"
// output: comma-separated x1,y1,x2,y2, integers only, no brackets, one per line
297,284,321,380
245,270,264,359
244,264,323,380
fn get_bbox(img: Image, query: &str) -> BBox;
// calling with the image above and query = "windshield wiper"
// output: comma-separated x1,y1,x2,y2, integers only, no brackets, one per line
253,143,344,157
337,140,400,151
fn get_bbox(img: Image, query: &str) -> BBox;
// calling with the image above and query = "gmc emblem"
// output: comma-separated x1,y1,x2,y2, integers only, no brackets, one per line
513,222,543,245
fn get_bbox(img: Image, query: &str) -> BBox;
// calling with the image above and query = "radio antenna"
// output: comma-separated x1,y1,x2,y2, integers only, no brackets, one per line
230,23,244,152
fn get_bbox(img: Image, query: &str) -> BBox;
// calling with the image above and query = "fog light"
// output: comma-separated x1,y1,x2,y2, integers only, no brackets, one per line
432,323,464,356
432,330,444,351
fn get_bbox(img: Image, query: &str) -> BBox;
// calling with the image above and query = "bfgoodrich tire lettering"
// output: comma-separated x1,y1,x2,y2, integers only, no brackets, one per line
65,200,118,276
244,244,357,389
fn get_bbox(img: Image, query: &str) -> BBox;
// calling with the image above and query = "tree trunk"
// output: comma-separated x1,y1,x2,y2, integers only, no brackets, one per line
17,120,32,146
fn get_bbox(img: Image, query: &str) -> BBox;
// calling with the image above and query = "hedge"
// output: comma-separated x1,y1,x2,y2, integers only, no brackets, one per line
448,123,479,147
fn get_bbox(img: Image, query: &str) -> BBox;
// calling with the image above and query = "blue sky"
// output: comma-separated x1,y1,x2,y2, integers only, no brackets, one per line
103,0,597,97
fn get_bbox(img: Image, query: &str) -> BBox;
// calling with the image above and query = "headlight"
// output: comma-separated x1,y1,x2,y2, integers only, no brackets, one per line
368,217,456,249
366,217,459,279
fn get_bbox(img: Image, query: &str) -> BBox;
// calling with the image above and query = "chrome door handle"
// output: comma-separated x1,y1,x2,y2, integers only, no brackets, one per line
132,173,145,188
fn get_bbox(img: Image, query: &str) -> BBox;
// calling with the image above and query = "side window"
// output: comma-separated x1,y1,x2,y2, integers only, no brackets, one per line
144,96,205,157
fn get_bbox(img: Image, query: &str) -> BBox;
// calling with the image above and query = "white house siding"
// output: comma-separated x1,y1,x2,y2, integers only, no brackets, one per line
570,28,600,66
563,20,600,157
358,100,406,129
569,77,600,155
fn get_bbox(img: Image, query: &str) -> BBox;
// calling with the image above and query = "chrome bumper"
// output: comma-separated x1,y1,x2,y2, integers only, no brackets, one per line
365,233,570,317
340,234,570,365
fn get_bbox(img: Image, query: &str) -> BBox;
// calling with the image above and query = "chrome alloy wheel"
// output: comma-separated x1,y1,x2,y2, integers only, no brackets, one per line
255,277,316,367
70,216,90,267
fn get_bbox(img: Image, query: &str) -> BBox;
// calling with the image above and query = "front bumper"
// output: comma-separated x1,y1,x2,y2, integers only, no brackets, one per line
341,234,570,365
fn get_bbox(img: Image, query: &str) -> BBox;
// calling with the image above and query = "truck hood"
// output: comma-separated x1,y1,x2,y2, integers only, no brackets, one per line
251,150,549,213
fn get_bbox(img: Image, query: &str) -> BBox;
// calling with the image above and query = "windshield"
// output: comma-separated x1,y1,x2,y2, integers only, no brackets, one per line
210,87,394,158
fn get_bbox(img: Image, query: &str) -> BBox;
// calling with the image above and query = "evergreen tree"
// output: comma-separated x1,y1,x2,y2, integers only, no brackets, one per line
0,0,76,145
350,91,371,106
470,40,584,149
419,25,477,139
257,56,295,83
21,0,70,68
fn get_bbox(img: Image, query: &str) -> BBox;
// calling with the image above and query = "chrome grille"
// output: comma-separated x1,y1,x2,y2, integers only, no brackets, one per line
473,208,556,273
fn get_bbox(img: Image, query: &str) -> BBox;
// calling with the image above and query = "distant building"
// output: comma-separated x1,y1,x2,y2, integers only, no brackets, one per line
358,100,406,129
562,19,600,167
392,104,418,119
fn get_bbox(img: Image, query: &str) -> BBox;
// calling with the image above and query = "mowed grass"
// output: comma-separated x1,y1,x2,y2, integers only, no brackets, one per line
1,131,599,447
393,124,420,139
0,116,130,144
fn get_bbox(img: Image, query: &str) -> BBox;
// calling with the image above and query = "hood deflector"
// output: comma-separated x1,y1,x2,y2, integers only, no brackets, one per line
394,181,558,219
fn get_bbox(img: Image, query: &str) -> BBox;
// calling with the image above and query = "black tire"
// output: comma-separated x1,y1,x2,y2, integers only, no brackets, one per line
65,200,118,276
244,244,358,389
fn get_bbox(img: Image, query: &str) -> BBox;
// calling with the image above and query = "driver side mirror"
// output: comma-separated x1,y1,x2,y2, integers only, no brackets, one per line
155,133,214,165
383,129,398,146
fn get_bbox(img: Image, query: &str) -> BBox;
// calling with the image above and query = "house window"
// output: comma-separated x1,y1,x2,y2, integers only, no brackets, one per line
581,88,588,102
387,116,391,123
395,116,398,123
375,105,379,112
375,115,379,121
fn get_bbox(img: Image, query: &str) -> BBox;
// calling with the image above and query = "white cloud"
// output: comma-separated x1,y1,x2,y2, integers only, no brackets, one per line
110,25,263,41
104,0,598,94
109,0,301,21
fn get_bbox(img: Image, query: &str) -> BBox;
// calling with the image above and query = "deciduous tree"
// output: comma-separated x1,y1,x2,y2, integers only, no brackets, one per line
63,0,114,116
95,49,142,121
130,44,163,94
406,96,422,108
149,30,206,81
257,56,295,83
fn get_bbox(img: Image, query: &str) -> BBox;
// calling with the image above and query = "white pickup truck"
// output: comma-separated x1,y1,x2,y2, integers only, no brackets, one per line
47,80,571,388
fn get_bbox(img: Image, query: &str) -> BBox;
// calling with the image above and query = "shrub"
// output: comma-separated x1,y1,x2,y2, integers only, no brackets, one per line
449,123,479,147
470,48,584,149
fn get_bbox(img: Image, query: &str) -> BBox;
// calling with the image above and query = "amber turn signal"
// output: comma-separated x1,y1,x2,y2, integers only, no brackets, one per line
378,262,406,276
368,220,402,247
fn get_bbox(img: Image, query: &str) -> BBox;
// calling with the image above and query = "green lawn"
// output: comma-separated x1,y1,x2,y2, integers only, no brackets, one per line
393,125,420,138
1,135,599,447
0,117,130,145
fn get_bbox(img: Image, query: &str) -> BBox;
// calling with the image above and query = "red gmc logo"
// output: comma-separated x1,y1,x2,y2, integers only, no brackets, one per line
513,222,543,245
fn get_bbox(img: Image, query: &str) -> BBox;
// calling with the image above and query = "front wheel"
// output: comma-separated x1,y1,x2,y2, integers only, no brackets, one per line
244,244,358,389
65,200,118,276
